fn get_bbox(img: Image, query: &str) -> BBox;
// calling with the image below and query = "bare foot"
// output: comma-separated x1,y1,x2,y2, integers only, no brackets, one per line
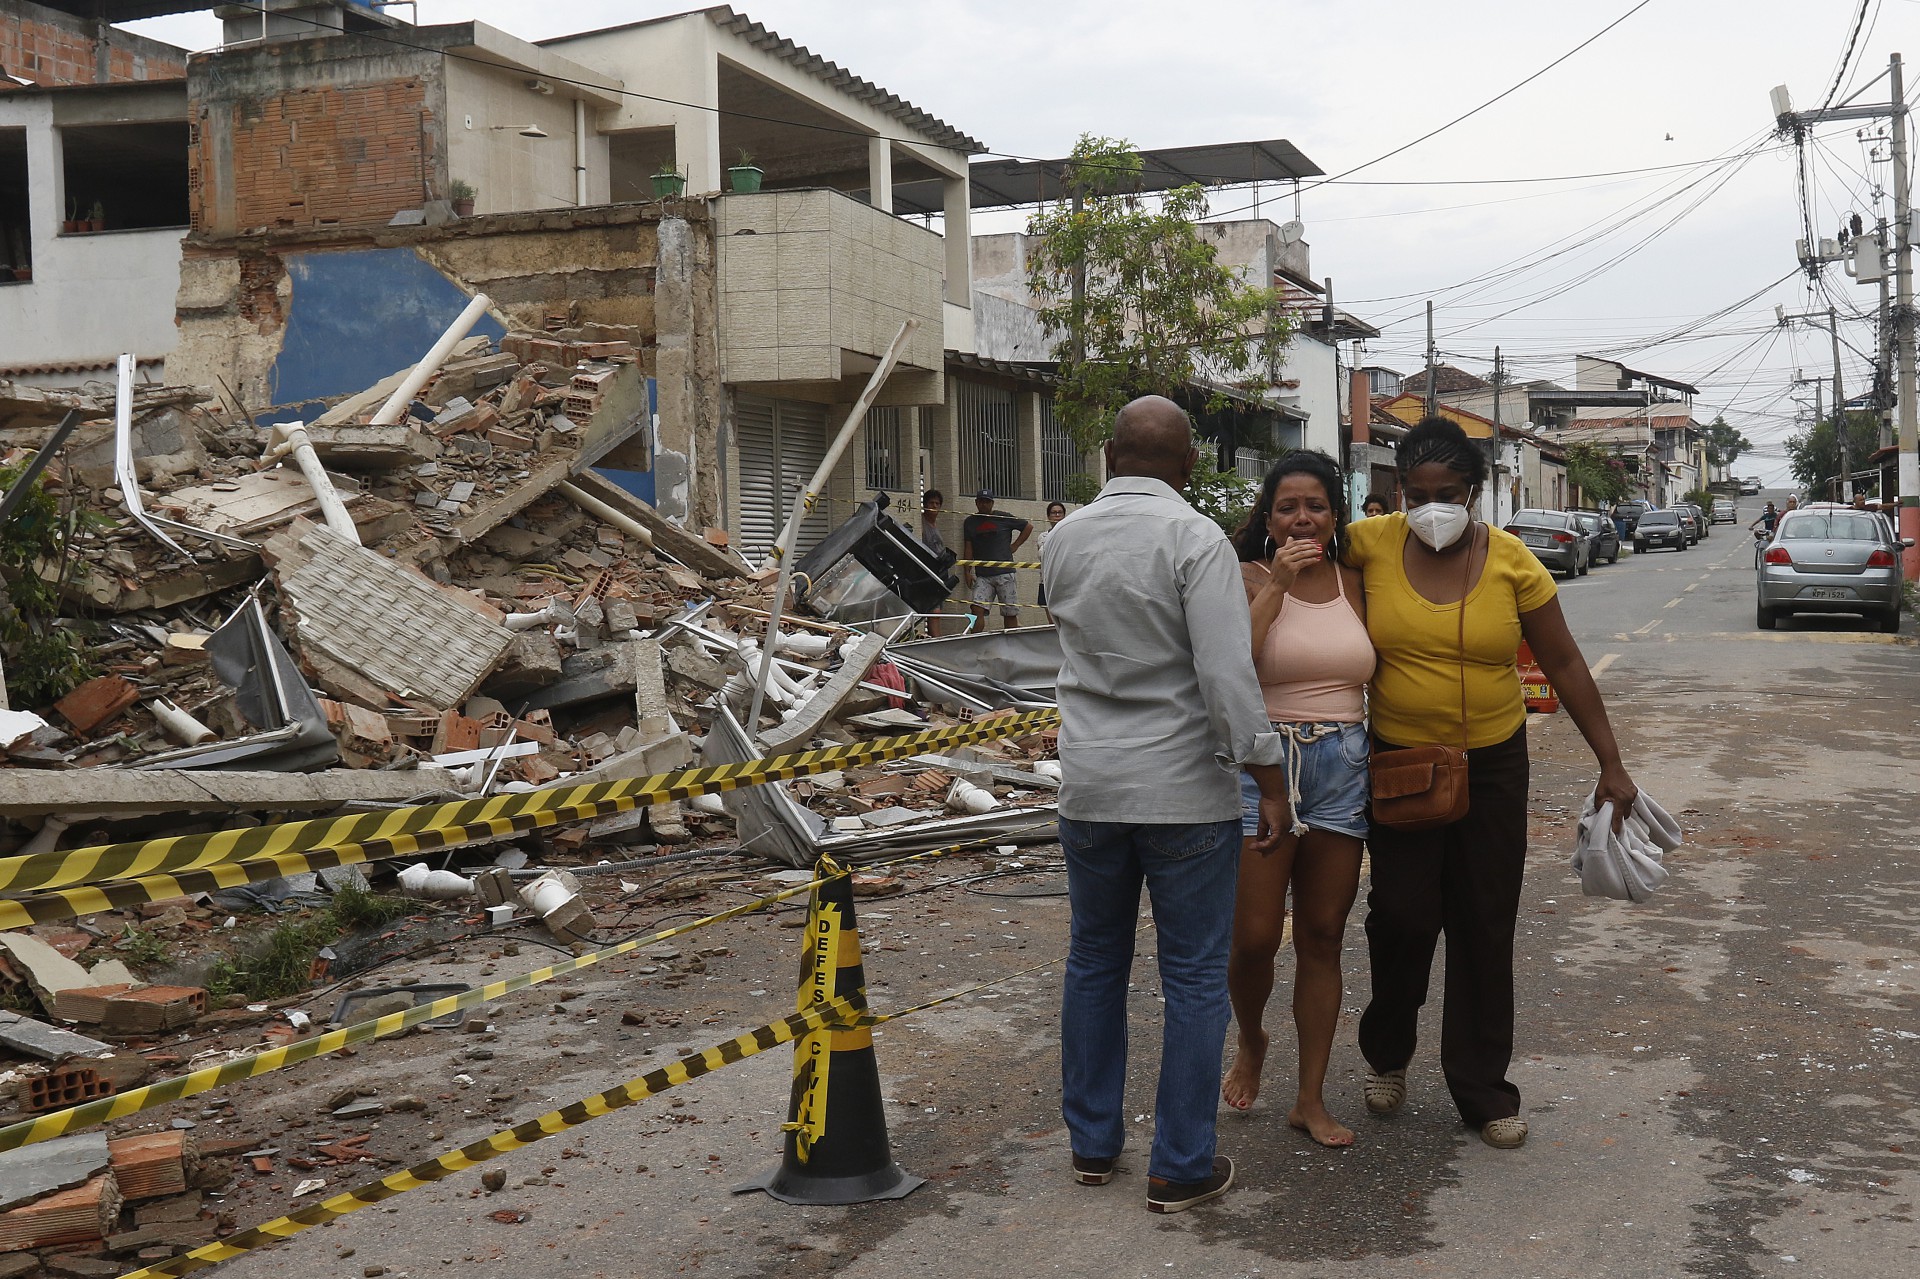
1288,1100,1355,1147
1221,1030,1268,1110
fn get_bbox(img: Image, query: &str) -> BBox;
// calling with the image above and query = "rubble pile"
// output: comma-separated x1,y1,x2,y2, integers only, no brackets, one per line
0,333,1064,1269
0,337,763,786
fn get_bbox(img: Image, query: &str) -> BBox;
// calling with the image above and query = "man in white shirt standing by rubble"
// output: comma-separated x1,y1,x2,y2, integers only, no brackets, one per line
1041,394,1291,1214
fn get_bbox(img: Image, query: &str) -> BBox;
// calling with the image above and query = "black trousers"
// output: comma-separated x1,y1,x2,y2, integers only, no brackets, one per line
1358,726,1529,1126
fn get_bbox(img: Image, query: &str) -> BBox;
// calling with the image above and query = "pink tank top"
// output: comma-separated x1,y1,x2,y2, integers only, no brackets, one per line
1250,565,1374,723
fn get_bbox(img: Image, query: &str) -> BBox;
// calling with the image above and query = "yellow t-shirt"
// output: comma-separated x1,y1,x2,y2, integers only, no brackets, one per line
1346,513,1557,749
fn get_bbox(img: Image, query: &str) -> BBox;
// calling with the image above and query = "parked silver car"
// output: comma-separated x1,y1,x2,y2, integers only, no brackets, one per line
1505,509,1588,577
1756,509,1912,633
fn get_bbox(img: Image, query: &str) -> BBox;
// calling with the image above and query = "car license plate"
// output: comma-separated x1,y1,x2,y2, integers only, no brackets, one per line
1806,587,1848,600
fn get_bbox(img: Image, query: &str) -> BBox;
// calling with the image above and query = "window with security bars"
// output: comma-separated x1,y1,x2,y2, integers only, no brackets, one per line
864,406,908,491
1040,398,1090,502
955,379,1020,498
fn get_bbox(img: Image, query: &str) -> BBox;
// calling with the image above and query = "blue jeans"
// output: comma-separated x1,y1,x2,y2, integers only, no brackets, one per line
1060,817,1240,1183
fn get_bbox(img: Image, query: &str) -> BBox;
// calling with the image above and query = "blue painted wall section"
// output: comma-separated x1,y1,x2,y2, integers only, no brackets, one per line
262,248,506,425
594,376,658,506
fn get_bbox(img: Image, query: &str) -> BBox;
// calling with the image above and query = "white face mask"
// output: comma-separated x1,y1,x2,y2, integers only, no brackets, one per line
1406,502,1471,551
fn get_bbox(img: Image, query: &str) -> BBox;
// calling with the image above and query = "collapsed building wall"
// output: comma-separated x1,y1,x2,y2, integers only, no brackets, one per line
169,202,725,529
0,0,187,88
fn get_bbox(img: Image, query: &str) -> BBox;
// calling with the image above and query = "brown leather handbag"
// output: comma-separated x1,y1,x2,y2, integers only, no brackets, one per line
1369,538,1472,832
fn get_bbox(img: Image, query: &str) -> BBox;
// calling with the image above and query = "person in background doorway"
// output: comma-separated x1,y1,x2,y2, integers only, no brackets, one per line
1046,395,1292,1213
1038,501,1068,617
919,489,947,558
1363,495,1391,519
963,490,1032,631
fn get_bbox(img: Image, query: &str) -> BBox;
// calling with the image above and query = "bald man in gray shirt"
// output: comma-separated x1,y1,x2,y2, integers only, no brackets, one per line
1042,396,1290,1213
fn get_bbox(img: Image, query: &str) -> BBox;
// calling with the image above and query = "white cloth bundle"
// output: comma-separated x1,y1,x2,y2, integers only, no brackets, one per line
1571,790,1682,903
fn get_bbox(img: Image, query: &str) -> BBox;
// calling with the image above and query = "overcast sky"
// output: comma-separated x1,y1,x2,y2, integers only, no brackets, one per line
126,1,1918,484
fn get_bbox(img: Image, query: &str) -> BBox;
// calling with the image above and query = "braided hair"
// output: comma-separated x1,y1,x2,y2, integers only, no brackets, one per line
1231,449,1349,564
1398,416,1488,487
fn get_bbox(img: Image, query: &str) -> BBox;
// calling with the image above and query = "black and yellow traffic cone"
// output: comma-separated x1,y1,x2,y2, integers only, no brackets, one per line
734,860,923,1205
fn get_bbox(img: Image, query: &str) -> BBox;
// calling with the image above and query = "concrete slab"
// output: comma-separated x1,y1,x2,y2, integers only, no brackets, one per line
272,524,515,711
0,1011,112,1062
0,765,461,820
0,1133,111,1211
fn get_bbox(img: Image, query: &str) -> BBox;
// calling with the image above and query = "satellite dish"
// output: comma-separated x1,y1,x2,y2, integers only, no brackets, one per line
1276,219,1305,245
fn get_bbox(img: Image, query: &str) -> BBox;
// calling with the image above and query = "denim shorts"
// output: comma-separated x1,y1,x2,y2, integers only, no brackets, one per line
1239,720,1370,840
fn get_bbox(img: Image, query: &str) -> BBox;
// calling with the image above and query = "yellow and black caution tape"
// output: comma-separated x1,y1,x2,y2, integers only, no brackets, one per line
953,558,1041,570
116,992,867,1279
0,816,1061,1153
0,711,1061,920
120,932,1080,1278
0,879,832,1153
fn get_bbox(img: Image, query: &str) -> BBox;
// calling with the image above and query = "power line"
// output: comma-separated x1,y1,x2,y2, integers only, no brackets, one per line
1289,0,1658,193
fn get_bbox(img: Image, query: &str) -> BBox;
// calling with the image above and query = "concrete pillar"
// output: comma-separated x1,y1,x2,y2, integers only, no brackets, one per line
926,376,961,503
942,175,971,306
1019,390,1043,502
673,38,721,196
867,136,893,213
674,109,721,195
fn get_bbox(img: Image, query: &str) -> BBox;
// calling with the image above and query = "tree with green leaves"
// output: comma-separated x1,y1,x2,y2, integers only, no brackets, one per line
1785,409,1880,499
0,463,97,707
1025,135,1296,453
1702,415,1752,471
1563,441,1628,506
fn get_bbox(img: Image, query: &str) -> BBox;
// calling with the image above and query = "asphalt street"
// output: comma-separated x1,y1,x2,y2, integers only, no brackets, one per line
212,492,1919,1279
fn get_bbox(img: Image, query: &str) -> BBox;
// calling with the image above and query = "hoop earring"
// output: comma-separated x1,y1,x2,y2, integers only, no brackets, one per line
1263,535,1276,558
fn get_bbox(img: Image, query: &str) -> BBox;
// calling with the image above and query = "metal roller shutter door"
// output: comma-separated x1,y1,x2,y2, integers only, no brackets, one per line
734,394,831,565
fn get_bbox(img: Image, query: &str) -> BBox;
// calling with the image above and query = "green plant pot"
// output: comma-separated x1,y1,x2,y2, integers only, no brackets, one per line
727,165,764,194
651,173,687,199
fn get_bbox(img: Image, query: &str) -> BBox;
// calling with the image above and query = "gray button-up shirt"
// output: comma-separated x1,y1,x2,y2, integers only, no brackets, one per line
1042,475,1285,823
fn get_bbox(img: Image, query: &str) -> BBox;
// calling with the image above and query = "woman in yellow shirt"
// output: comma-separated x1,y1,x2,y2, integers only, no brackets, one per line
1345,417,1638,1150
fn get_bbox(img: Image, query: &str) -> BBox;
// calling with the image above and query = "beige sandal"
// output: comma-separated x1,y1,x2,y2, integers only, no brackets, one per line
1480,1117,1528,1149
1363,1069,1406,1115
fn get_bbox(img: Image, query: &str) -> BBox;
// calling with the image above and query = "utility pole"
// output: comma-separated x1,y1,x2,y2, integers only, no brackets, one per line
1492,346,1505,522
1796,375,1826,497
1891,53,1917,574
1424,301,1437,417
1829,305,1851,502
1878,216,1895,450
1772,53,1916,569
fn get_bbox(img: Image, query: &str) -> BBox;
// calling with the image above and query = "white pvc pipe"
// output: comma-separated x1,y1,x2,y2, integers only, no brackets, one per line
268,423,360,545
947,778,999,815
558,481,655,549
370,293,493,425
397,863,476,900
150,698,215,746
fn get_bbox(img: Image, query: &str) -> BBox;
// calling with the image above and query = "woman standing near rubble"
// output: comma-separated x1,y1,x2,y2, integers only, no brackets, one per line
1037,501,1067,615
1344,416,1636,1150
1221,450,1373,1148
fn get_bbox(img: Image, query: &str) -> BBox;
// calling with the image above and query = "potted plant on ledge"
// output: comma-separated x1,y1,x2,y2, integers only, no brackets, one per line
651,163,687,199
727,150,764,193
87,201,105,233
450,179,476,218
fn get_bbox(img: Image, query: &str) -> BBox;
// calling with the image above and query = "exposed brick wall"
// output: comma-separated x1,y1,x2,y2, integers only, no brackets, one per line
0,1,187,86
192,79,429,233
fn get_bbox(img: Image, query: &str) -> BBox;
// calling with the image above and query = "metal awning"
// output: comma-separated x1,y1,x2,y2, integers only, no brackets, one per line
893,138,1323,216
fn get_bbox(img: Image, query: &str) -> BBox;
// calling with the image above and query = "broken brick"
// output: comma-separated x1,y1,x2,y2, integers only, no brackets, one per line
53,676,141,736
